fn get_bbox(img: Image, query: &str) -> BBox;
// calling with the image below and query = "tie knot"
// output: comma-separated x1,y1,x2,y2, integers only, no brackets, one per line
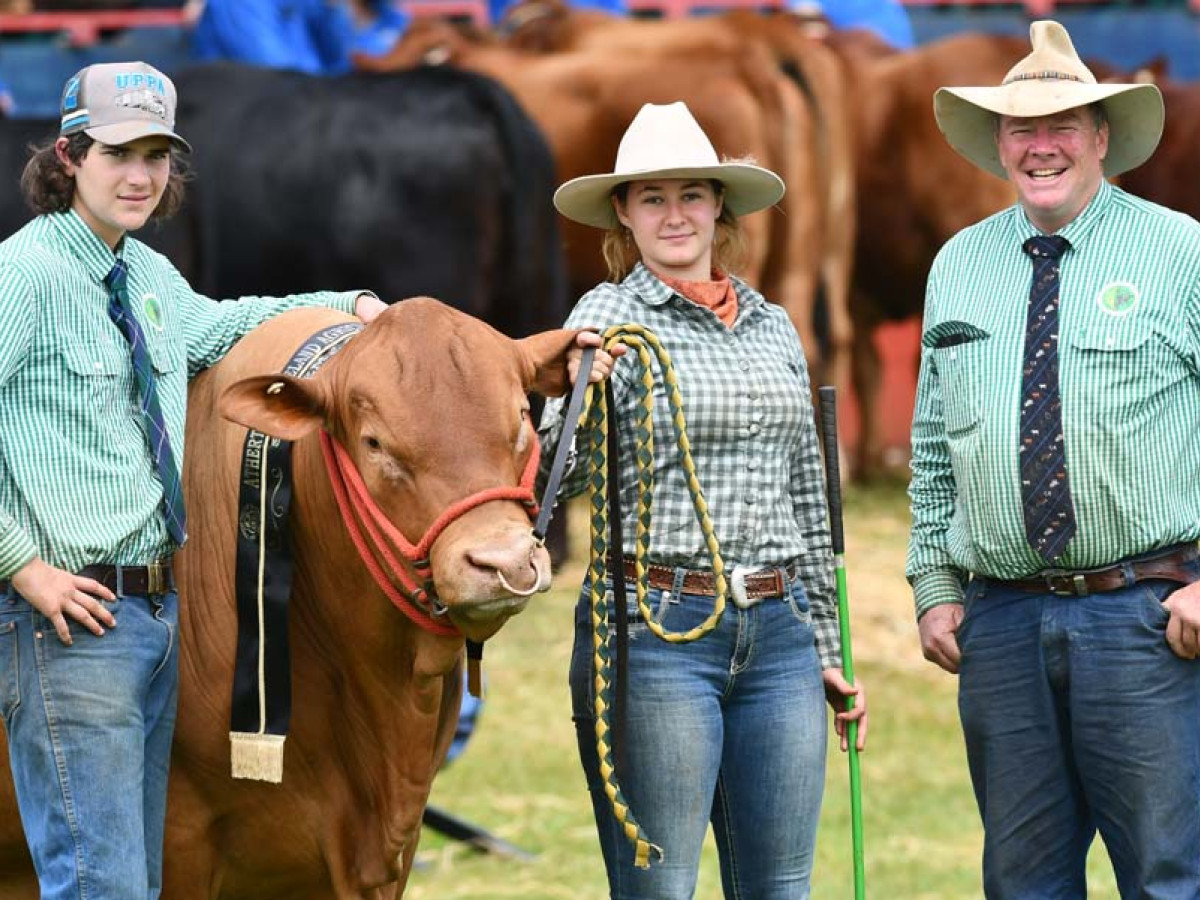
1023,235,1070,262
104,259,129,293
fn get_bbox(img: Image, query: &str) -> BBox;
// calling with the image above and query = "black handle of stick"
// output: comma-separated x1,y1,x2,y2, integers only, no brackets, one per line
818,386,844,555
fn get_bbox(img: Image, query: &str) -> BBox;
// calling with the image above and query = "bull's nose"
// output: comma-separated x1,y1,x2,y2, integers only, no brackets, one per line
466,541,549,596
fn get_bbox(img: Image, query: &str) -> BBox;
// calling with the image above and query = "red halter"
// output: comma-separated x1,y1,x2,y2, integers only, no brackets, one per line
319,428,541,636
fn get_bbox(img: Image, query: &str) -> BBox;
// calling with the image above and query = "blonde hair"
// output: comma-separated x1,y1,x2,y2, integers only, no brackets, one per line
600,180,748,283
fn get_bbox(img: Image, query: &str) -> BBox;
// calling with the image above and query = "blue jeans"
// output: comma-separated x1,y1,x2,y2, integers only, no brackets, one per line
957,573,1200,899
570,573,827,900
0,588,179,900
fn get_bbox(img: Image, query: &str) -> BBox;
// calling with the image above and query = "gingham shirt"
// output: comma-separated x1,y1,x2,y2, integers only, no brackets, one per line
907,181,1200,618
538,263,841,668
0,210,362,578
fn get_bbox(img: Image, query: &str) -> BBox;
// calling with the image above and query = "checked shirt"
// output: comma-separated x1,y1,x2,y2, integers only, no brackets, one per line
538,263,841,668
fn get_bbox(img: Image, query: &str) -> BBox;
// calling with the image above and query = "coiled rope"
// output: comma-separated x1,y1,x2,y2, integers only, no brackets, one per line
578,323,729,868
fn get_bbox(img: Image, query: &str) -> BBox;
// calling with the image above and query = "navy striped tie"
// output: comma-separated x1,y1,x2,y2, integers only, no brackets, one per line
105,260,187,545
1020,235,1075,562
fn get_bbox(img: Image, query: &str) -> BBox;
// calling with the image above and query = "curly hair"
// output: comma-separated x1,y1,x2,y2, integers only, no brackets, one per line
20,132,191,220
600,179,748,284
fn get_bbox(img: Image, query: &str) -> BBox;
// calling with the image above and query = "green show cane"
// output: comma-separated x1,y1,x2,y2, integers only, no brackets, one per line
817,386,865,900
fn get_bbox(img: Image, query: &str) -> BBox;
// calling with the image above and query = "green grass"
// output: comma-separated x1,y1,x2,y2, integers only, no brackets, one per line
406,484,1120,899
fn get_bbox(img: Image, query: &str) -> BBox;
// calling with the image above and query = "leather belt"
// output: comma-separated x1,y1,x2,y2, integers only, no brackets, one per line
0,559,175,598
1001,544,1198,598
622,558,795,607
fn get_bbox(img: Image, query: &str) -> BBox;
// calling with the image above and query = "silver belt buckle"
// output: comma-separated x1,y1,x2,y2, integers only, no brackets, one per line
729,565,765,610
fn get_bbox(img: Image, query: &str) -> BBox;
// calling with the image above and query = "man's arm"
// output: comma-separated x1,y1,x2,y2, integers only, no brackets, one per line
907,264,968,673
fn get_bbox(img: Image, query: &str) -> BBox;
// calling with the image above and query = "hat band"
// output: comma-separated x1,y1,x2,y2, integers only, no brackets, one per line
1003,70,1087,86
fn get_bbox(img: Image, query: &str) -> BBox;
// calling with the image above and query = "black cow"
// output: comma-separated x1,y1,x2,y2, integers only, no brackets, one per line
1,64,567,341
161,63,568,338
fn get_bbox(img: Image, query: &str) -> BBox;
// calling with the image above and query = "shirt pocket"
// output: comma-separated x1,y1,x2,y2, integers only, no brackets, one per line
1067,323,1191,415
931,336,991,438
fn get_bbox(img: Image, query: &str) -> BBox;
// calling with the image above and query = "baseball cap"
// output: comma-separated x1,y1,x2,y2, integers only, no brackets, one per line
59,62,191,153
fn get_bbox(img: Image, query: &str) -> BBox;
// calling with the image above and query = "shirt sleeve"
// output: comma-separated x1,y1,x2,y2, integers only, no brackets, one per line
0,265,43,577
906,258,968,619
167,266,363,378
785,337,841,669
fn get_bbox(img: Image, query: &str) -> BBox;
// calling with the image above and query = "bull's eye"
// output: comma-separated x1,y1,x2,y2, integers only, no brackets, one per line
364,436,382,451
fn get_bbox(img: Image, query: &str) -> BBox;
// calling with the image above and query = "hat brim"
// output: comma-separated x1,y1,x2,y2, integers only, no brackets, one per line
553,162,785,228
84,120,192,154
933,81,1162,179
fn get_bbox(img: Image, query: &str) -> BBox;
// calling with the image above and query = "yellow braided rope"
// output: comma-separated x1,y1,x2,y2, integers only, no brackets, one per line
580,323,728,868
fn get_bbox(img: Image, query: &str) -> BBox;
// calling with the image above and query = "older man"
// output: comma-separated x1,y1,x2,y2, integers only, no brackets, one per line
908,20,1200,899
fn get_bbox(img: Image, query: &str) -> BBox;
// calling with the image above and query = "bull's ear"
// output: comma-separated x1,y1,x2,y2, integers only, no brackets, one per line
516,328,582,397
219,374,329,441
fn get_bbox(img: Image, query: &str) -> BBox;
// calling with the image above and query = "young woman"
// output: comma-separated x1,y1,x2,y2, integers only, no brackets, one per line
539,101,868,899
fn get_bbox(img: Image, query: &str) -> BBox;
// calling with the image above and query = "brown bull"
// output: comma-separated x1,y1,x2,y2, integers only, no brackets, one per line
0,299,580,898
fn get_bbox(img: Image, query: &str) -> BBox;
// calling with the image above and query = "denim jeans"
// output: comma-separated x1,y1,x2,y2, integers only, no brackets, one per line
570,573,827,900
957,571,1200,899
0,588,179,900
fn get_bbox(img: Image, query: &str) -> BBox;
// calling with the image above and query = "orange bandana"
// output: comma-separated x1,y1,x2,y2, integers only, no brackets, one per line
653,269,738,329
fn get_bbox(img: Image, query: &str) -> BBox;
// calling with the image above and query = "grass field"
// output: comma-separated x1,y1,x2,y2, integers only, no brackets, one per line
406,481,1120,899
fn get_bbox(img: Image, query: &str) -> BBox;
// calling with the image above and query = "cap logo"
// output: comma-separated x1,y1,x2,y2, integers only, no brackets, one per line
63,76,81,112
115,72,166,93
115,89,168,121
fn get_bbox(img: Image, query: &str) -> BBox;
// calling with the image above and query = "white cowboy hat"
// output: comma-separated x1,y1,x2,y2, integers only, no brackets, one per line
933,20,1163,179
553,101,785,229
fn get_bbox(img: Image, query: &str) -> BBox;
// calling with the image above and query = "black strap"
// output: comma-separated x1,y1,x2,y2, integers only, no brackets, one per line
231,322,361,741
533,346,596,542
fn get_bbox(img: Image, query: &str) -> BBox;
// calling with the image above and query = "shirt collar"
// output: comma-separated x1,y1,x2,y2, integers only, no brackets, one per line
1010,178,1114,251
46,209,124,284
621,261,764,313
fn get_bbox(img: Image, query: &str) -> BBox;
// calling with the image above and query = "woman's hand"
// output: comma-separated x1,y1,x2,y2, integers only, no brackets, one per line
568,330,626,385
823,667,868,752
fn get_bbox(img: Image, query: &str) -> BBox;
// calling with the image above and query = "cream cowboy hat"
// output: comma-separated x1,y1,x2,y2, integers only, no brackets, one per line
933,20,1163,179
553,101,785,228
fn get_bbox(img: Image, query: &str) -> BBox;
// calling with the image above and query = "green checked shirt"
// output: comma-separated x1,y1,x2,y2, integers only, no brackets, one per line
537,263,841,669
908,180,1200,618
0,210,363,579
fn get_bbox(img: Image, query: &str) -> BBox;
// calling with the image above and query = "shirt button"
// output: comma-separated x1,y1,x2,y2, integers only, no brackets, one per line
745,494,757,505
748,392,759,401
748,423,760,435
94,362,103,371
747,458,759,471
739,360,751,372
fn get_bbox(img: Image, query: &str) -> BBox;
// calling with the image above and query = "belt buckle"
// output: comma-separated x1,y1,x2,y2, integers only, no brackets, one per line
1042,569,1088,597
729,565,765,610
146,561,168,596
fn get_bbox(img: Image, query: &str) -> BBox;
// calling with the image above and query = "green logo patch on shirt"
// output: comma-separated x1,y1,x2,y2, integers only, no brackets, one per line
1096,282,1139,316
142,293,164,331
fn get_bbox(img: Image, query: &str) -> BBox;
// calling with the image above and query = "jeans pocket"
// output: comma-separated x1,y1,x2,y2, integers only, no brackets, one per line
786,579,812,626
0,619,21,724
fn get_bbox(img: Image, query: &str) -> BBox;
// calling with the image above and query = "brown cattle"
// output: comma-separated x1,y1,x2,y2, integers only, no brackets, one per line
828,31,1019,476
358,12,855,398
1120,76,1200,224
0,299,581,898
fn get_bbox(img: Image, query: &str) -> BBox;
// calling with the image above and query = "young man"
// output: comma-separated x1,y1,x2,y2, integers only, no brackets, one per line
908,21,1200,898
0,60,390,899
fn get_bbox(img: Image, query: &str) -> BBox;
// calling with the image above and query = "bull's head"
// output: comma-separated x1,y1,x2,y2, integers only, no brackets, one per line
219,298,579,642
